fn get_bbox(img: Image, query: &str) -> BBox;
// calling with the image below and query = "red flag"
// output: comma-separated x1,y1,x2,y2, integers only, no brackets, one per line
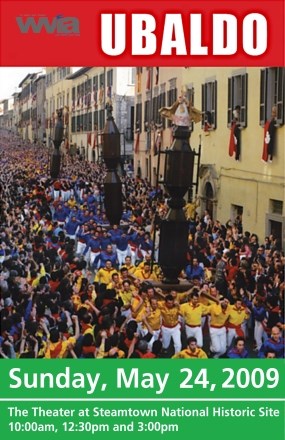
87,132,92,146
228,121,237,157
262,120,271,162
204,121,212,135
134,131,140,154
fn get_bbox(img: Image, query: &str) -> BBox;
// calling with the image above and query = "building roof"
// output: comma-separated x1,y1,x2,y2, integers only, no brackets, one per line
34,74,46,83
66,67,92,79
18,73,37,88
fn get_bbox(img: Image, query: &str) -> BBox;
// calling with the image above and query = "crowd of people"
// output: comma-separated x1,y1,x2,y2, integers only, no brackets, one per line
0,130,284,359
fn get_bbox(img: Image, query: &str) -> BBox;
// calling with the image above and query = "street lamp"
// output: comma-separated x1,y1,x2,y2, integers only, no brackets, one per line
157,95,201,284
101,100,123,225
50,109,64,178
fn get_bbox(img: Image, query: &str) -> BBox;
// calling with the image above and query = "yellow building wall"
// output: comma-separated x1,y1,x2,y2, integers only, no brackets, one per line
134,67,184,184
134,67,284,246
183,67,284,243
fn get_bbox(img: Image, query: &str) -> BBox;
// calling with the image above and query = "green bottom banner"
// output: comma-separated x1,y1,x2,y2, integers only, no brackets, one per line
0,360,284,440
1,402,284,440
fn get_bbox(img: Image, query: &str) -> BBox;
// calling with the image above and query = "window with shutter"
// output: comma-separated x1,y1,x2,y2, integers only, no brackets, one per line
144,100,150,131
186,86,195,132
107,69,113,87
71,116,76,133
159,84,166,128
167,80,177,127
259,68,284,126
99,109,105,130
202,84,216,130
88,112,92,131
93,76,98,90
152,95,159,123
93,111,98,130
276,68,284,125
135,99,142,132
259,69,267,125
83,113,87,131
99,73,105,88
227,73,248,127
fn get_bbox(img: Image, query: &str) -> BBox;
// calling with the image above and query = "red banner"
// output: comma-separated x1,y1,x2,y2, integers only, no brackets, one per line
0,0,284,66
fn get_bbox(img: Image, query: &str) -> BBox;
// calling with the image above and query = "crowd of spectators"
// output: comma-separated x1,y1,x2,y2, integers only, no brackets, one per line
0,130,284,359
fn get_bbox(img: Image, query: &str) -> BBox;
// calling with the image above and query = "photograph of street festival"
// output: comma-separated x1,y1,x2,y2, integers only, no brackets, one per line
0,67,284,359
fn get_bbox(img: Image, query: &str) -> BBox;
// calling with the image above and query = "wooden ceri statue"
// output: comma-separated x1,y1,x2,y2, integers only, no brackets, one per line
159,91,202,126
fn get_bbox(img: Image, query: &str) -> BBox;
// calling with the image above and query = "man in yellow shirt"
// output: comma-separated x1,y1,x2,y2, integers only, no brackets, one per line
180,291,209,347
133,262,158,282
131,287,149,323
141,298,162,349
136,254,161,279
227,298,250,347
106,272,122,294
94,260,117,291
120,255,136,275
208,296,231,358
172,337,208,359
118,280,134,318
158,294,181,354
44,315,80,359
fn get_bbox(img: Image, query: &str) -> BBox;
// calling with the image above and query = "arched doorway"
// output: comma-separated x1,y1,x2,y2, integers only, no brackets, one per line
205,182,214,219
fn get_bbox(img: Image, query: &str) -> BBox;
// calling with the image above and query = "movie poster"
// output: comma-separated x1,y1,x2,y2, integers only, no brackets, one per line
0,1,284,440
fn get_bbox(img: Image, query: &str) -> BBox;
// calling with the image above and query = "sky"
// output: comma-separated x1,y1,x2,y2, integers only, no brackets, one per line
0,67,83,101
0,67,45,101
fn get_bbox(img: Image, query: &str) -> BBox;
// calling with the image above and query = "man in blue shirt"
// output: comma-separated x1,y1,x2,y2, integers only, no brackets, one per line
97,244,118,269
65,216,81,240
227,337,249,358
258,326,284,358
84,231,102,270
185,257,204,282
